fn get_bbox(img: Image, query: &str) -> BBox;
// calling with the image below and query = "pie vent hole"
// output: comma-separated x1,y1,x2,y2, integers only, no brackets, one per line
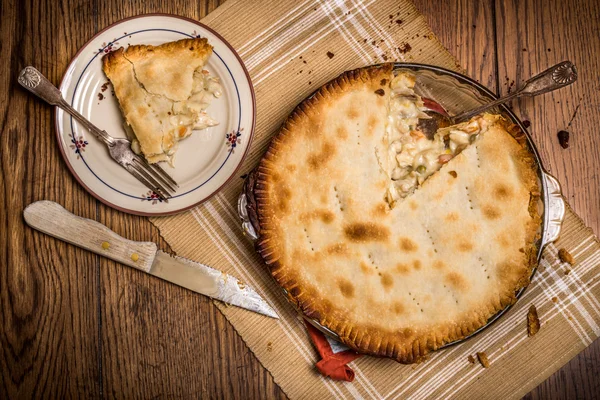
409,293,420,309
303,228,314,251
479,257,489,278
333,186,344,212
474,143,481,168
368,253,379,270
425,228,438,253
465,186,474,210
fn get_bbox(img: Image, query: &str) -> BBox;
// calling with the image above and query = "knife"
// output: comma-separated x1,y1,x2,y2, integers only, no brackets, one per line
23,200,278,319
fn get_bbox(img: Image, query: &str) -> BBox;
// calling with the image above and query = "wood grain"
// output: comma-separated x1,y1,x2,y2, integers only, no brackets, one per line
93,3,283,399
0,0,100,397
496,0,600,236
496,2,600,398
417,2,600,399
0,0,598,399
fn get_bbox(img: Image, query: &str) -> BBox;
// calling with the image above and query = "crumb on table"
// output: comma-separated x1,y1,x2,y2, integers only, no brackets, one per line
558,248,574,265
476,352,490,368
527,305,541,337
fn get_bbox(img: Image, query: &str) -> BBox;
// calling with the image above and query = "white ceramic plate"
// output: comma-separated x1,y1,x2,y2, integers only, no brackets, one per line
56,14,255,216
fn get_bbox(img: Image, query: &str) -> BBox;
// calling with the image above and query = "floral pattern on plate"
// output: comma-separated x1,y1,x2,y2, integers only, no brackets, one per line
141,190,168,205
226,128,243,153
69,133,89,159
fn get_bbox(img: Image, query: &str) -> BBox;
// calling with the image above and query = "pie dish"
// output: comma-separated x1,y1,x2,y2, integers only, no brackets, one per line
248,64,544,363
102,38,222,164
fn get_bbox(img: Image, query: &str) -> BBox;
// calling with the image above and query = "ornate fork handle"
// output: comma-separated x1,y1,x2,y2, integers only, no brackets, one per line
18,66,115,146
454,61,577,121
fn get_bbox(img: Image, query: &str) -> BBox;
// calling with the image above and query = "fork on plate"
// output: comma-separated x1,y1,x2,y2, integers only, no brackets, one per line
17,66,178,200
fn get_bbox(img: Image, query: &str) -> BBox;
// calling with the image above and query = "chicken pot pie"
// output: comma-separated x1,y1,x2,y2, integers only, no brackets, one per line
102,38,222,165
251,64,541,363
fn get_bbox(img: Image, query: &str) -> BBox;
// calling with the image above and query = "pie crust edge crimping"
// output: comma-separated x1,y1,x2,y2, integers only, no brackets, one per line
252,64,542,363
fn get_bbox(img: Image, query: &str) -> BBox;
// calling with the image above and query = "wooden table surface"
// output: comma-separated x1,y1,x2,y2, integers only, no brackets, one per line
1,0,598,398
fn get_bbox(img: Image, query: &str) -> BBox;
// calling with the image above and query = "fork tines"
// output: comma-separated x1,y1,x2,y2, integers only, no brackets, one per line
127,155,179,200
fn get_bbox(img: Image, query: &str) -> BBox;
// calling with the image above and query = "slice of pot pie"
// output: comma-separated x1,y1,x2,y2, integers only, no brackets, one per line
251,64,541,363
102,38,222,164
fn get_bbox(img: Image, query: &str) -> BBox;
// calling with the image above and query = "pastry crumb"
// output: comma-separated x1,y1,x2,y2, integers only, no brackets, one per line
326,51,335,59
564,268,571,276
558,248,574,265
448,171,457,178
476,352,490,368
267,342,273,352
237,281,246,290
101,241,110,250
467,355,475,364
557,130,570,148
527,305,540,337
398,42,412,53
552,296,558,303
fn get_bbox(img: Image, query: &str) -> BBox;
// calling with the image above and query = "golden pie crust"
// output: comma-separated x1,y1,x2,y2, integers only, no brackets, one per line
254,64,541,363
102,38,213,164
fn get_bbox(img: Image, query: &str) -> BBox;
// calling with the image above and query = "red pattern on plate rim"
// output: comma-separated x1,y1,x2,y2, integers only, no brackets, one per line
141,190,168,205
226,128,244,152
69,132,89,159
55,13,257,216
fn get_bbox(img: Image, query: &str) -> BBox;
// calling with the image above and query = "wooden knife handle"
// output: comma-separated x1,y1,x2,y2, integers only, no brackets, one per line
23,200,157,272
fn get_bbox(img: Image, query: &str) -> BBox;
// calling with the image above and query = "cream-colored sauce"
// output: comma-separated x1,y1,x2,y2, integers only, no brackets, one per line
385,73,491,204
169,69,222,131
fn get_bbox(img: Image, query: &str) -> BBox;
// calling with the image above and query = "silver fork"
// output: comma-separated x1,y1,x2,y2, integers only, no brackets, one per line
17,66,178,200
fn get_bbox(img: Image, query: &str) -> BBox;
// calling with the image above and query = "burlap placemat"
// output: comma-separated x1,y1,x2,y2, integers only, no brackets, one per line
151,1,600,398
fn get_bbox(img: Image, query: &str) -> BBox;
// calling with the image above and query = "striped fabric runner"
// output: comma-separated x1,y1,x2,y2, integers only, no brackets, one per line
151,1,600,398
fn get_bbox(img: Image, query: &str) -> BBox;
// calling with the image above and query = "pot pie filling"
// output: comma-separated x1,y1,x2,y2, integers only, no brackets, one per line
127,69,223,157
253,64,541,363
385,72,498,205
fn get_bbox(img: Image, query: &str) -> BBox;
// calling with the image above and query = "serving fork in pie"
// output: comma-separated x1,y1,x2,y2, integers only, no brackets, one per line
249,64,542,363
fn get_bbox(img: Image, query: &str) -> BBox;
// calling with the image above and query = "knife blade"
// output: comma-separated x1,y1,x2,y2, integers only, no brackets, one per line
150,250,277,318
23,200,278,318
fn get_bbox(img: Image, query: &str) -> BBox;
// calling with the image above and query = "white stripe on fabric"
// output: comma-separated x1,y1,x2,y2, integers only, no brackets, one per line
210,196,376,399
253,0,378,85
238,0,316,54
190,208,346,400
548,243,600,318
566,268,600,315
191,208,314,355
536,260,593,345
345,0,406,62
243,3,336,68
199,4,600,396
318,0,371,63
390,242,600,399
440,275,600,400
399,248,600,400
344,381,366,400
404,249,600,399
299,9,389,398
542,260,599,338
350,363,384,400
567,235,595,254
